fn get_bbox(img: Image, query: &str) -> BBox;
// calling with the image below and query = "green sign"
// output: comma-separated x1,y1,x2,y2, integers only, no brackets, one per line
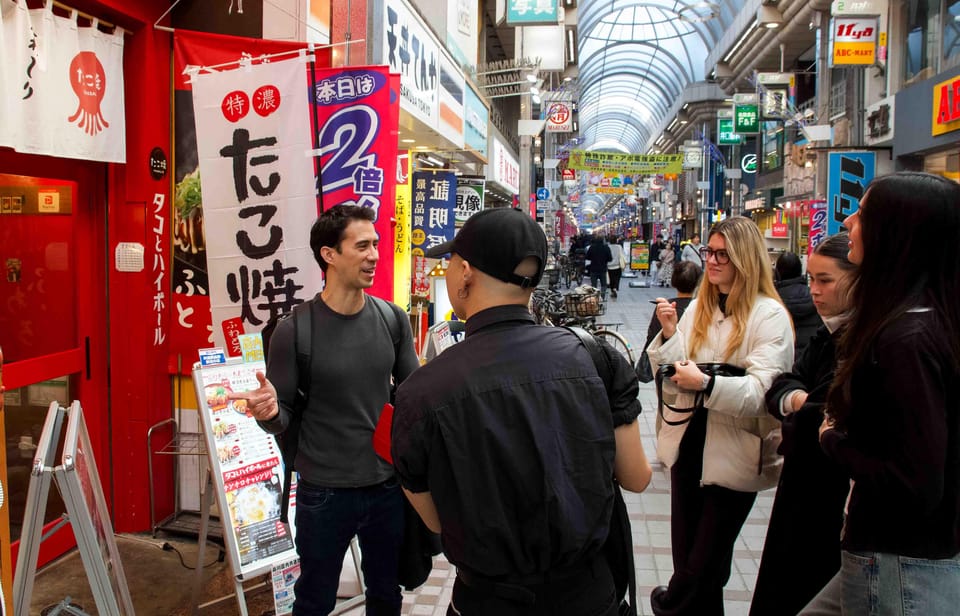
717,118,744,145
506,0,559,25
734,103,760,134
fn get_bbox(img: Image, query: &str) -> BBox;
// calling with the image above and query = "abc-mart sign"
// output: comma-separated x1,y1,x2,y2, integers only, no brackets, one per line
833,16,878,65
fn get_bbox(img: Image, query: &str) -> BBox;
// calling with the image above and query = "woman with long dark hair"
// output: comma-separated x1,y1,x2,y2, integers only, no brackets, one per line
647,217,794,615
807,172,960,614
750,233,857,616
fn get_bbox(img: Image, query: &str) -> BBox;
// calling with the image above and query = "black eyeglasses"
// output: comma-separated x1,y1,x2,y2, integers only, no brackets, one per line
700,247,730,265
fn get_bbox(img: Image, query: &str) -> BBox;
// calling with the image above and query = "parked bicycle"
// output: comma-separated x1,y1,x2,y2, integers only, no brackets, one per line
530,287,636,364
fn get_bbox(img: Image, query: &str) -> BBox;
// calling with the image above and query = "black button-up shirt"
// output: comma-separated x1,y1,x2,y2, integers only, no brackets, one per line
392,304,642,578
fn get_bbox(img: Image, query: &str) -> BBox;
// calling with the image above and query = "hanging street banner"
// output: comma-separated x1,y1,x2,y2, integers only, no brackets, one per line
455,177,485,223
1,2,126,162
827,151,875,235
833,17,878,65
394,152,412,308
545,101,573,133
411,171,456,256
567,150,684,175
171,31,320,360
192,57,322,352
311,64,400,304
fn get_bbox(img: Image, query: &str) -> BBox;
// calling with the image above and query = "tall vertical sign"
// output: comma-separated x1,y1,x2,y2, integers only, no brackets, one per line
410,171,456,256
827,152,875,235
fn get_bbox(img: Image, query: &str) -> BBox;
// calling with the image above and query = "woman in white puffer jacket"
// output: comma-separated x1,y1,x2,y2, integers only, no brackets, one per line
647,216,794,616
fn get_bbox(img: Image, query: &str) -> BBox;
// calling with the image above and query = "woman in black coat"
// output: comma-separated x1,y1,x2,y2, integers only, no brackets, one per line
749,234,856,616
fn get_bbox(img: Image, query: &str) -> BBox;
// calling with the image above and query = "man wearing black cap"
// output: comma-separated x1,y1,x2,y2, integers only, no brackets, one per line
392,207,652,616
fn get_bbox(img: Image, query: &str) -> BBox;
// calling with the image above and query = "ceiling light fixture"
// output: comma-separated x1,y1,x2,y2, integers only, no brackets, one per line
757,5,783,29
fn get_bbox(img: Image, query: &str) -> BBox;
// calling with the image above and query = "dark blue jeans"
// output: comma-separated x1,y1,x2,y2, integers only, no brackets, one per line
293,478,404,616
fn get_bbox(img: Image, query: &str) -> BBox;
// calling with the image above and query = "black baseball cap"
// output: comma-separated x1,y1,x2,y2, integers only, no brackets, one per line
425,208,547,288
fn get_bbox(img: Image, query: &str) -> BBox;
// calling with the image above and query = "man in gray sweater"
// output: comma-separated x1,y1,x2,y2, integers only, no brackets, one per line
236,205,419,615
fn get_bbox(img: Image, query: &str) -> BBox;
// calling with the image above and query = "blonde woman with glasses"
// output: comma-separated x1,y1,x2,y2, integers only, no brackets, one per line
647,216,794,616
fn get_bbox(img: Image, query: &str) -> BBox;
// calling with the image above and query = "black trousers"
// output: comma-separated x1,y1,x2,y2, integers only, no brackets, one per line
448,557,618,616
608,268,623,291
652,410,757,616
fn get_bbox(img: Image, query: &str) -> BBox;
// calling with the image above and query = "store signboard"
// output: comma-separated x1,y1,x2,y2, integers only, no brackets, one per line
932,74,960,136
733,94,759,134
545,101,573,133
437,53,466,148
833,17,878,65
807,200,829,256
629,242,649,271
193,359,298,578
827,152,875,235
411,171,457,256
446,0,478,68
380,0,440,130
717,114,743,145
489,138,520,194
505,0,559,25
455,178,485,223
463,84,489,159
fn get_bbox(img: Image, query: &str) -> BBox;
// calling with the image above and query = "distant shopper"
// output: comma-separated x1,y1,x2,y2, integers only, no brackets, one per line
607,235,626,299
649,238,662,282
645,260,701,349
807,172,960,615
586,235,612,299
680,234,703,267
657,239,675,287
774,251,821,356
750,233,856,616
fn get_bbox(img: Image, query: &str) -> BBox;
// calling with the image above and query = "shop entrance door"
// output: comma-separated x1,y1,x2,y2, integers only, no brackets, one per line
0,151,109,575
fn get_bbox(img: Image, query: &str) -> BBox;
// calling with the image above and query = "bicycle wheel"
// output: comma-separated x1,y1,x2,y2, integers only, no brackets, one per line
594,329,636,365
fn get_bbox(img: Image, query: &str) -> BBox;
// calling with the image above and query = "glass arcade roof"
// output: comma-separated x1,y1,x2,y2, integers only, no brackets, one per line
577,0,745,153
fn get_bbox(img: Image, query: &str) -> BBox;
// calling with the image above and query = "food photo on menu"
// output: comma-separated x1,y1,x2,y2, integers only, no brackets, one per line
226,476,282,528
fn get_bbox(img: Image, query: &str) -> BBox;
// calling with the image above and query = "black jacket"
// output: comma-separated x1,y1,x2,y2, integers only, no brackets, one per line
586,242,612,275
775,277,821,356
751,325,850,616
821,309,960,559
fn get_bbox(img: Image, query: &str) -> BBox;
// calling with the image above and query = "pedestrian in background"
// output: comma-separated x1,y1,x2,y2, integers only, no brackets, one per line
607,235,626,299
647,216,793,616
751,233,856,616
586,234,612,299
806,172,960,615
774,251,821,356
657,239,675,287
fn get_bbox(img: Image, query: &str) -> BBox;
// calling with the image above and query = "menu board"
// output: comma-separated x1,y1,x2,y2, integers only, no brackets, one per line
630,242,650,271
193,358,297,578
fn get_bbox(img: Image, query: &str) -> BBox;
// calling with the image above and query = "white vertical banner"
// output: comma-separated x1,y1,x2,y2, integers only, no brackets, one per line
0,5,126,162
191,57,322,350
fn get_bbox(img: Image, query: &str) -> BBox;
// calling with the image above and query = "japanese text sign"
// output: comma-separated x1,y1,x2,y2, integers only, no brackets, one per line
506,0,560,25
192,58,322,350
827,152,875,236
490,139,520,194
411,171,456,257
311,65,399,302
833,17,877,66
380,0,439,130
567,151,684,175
455,178,485,223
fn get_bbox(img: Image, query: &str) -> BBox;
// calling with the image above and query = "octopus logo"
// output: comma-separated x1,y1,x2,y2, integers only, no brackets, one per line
68,51,109,136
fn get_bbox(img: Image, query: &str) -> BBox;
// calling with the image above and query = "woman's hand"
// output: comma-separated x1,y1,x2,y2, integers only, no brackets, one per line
654,298,679,339
670,360,707,391
789,390,809,413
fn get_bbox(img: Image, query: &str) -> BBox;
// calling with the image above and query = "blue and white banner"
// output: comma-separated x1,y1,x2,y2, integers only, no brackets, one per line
411,171,456,256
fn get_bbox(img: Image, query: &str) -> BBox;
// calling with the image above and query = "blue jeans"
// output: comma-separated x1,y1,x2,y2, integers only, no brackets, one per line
800,550,960,615
293,478,404,616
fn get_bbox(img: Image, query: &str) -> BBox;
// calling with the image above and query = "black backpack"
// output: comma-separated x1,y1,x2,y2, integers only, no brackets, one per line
260,295,403,524
565,326,638,616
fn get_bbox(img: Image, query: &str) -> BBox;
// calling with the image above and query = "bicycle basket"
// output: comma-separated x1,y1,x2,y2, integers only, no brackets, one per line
564,291,605,317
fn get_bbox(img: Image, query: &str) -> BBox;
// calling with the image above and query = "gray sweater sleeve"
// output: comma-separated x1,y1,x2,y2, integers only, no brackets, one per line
257,316,297,435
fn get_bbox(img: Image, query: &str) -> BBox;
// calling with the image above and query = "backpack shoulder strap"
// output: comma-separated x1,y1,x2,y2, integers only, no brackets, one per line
564,326,613,394
370,295,403,379
292,299,313,403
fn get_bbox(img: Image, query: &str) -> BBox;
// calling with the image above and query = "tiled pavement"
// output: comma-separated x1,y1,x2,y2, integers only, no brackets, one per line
340,273,774,615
